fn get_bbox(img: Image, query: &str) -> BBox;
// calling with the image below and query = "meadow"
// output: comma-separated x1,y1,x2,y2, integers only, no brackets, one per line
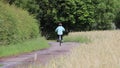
43,30,120,68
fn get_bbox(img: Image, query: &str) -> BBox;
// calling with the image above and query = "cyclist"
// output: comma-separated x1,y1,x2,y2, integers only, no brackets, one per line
55,23,65,42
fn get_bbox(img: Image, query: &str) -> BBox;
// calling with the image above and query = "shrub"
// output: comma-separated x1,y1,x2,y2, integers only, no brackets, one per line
0,2,39,45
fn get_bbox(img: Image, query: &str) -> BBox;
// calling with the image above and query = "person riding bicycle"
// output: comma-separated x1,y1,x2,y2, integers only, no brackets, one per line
55,23,65,42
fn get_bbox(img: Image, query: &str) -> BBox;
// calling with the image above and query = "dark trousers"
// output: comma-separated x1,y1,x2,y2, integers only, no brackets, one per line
57,35,63,40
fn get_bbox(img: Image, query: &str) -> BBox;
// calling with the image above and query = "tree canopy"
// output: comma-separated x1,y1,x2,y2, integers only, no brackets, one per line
1,0,120,39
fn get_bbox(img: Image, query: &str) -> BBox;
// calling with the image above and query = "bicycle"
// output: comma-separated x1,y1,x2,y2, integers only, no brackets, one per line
58,35,62,46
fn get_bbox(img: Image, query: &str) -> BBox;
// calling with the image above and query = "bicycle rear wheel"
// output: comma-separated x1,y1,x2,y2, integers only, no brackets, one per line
59,35,62,46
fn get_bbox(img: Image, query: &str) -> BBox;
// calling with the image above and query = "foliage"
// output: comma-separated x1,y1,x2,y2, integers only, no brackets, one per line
0,2,39,45
93,0,116,30
73,0,96,31
115,12,120,28
114,0,120,29
1,0,120,39
0,0,39,15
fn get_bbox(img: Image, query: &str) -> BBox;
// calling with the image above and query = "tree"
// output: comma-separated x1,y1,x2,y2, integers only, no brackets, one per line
74,0,96,31
36,0,76,39
114,0,120,29
94,0,116,30
2,0,119,39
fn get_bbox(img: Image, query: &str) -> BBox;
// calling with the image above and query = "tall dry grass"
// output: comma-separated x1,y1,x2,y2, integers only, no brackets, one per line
44,30,120,68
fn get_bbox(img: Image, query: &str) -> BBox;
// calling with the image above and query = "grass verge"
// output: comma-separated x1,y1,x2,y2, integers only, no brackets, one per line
0,37,49,57
0,64,3,67
63,34,91,43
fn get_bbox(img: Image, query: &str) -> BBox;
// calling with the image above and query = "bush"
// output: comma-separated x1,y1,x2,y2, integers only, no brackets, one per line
115,12,120,29
0,2,39,45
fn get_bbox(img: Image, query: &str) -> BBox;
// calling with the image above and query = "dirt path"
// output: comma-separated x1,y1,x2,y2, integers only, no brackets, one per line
0,42,80,68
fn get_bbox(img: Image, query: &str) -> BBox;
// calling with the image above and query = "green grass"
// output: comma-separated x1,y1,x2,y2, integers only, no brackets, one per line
0,64,3,67
0,37,49,57
63,35,91,43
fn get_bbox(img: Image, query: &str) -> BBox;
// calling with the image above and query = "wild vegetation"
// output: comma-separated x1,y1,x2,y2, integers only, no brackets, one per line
0,1,49,57
43,30,120,68
64,34,91,43
17,30,120,68
0,0,120,67
2,0,120,39
0,2,39,45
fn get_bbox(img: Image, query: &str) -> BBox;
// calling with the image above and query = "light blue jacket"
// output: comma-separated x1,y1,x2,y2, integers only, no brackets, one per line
55,26,65,35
